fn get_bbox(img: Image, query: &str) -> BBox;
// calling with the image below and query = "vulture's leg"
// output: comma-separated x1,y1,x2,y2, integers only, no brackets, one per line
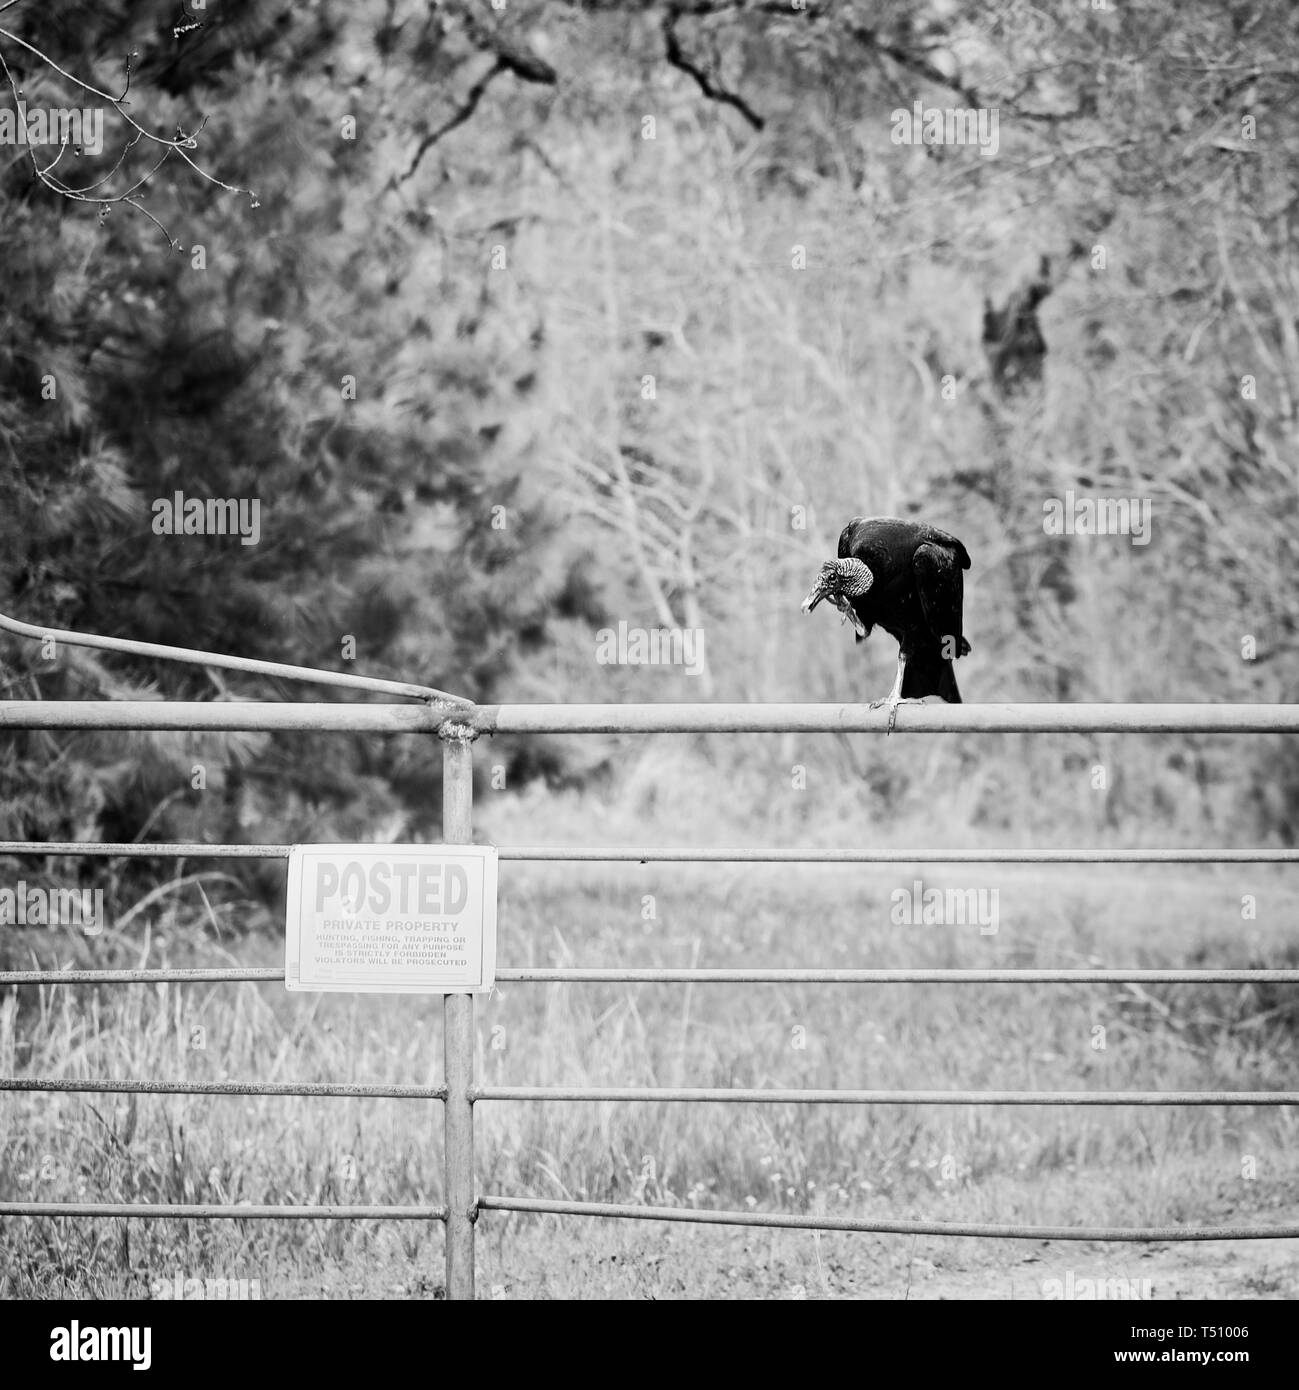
870,650,908,735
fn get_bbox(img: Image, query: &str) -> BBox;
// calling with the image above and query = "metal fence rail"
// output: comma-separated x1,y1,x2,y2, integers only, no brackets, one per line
4,700,1299,733
0,1078,444,1098
3,1077,1295,1106
0,1202,446,1221
474,1086,1299,1106
6,840,1299,863
476,1197,1299,1243
2,698,1298,1300
5,966,1299,986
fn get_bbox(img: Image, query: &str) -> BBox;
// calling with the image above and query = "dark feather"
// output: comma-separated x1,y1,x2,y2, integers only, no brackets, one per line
830,516,972,702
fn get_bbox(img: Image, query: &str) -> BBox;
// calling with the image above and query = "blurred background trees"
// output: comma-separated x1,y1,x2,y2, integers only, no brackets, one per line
2,0,1298,863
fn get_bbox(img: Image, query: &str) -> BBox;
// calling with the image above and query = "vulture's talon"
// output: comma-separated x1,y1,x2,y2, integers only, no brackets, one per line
868,695,902,735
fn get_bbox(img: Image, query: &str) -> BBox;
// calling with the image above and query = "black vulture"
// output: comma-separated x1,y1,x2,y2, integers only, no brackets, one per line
801,516,971,731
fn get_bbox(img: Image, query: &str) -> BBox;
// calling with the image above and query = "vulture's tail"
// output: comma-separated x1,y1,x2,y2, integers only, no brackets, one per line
902,649,962,704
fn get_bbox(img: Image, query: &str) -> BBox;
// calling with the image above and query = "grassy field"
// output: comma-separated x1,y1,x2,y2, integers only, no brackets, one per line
3,830,1299,1299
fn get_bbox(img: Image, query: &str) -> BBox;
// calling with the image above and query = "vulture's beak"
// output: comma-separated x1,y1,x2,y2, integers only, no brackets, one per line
801,578,829,614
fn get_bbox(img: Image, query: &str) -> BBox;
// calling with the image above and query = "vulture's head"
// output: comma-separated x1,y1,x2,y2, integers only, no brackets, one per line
801,557,874,614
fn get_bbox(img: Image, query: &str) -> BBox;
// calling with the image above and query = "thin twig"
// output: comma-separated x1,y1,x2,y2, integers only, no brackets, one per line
0,12,256,246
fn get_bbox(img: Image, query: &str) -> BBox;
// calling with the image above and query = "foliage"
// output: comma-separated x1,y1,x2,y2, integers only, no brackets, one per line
2,0,1298,863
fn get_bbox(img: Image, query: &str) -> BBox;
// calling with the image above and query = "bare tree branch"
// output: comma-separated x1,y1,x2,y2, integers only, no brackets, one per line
0,5,256,248
847,22,1082,123
400,57,505,182
458,6,558,85
662,6,764,131
398,5,558,179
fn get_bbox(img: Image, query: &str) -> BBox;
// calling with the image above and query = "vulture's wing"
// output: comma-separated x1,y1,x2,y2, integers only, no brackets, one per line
914,542,967,656
920,525,972,571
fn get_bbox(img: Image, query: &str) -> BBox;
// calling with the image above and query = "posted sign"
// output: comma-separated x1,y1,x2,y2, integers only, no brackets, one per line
285,845,497,994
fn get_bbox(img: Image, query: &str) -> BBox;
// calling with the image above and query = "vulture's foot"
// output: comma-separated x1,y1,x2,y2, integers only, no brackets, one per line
869,694,927,735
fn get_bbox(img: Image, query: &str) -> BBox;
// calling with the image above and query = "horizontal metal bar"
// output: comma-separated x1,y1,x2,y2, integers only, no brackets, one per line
0,968,286,984
0,1202,445,1221
475,703,1299,735
476,1196,1299,1241
474,1086,1299,1105
495,968,1299,984
0,1077,445,1099
6,966,1295,988
4,701,1299,734
4,840,1297,864
0,701,442,733
9,1078,1293,1107
496,846,1299,863
0,841,291,858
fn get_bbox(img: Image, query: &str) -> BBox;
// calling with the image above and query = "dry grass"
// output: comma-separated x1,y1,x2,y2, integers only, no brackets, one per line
3,847,1299,1298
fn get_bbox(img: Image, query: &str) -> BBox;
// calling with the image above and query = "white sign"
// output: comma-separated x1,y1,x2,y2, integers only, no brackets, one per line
285,844,497,994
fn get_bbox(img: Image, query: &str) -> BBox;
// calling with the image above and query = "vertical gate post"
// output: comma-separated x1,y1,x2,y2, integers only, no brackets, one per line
441,729,476,1299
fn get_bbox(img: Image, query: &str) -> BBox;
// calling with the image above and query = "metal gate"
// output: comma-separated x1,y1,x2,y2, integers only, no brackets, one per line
4,694,1299,1300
